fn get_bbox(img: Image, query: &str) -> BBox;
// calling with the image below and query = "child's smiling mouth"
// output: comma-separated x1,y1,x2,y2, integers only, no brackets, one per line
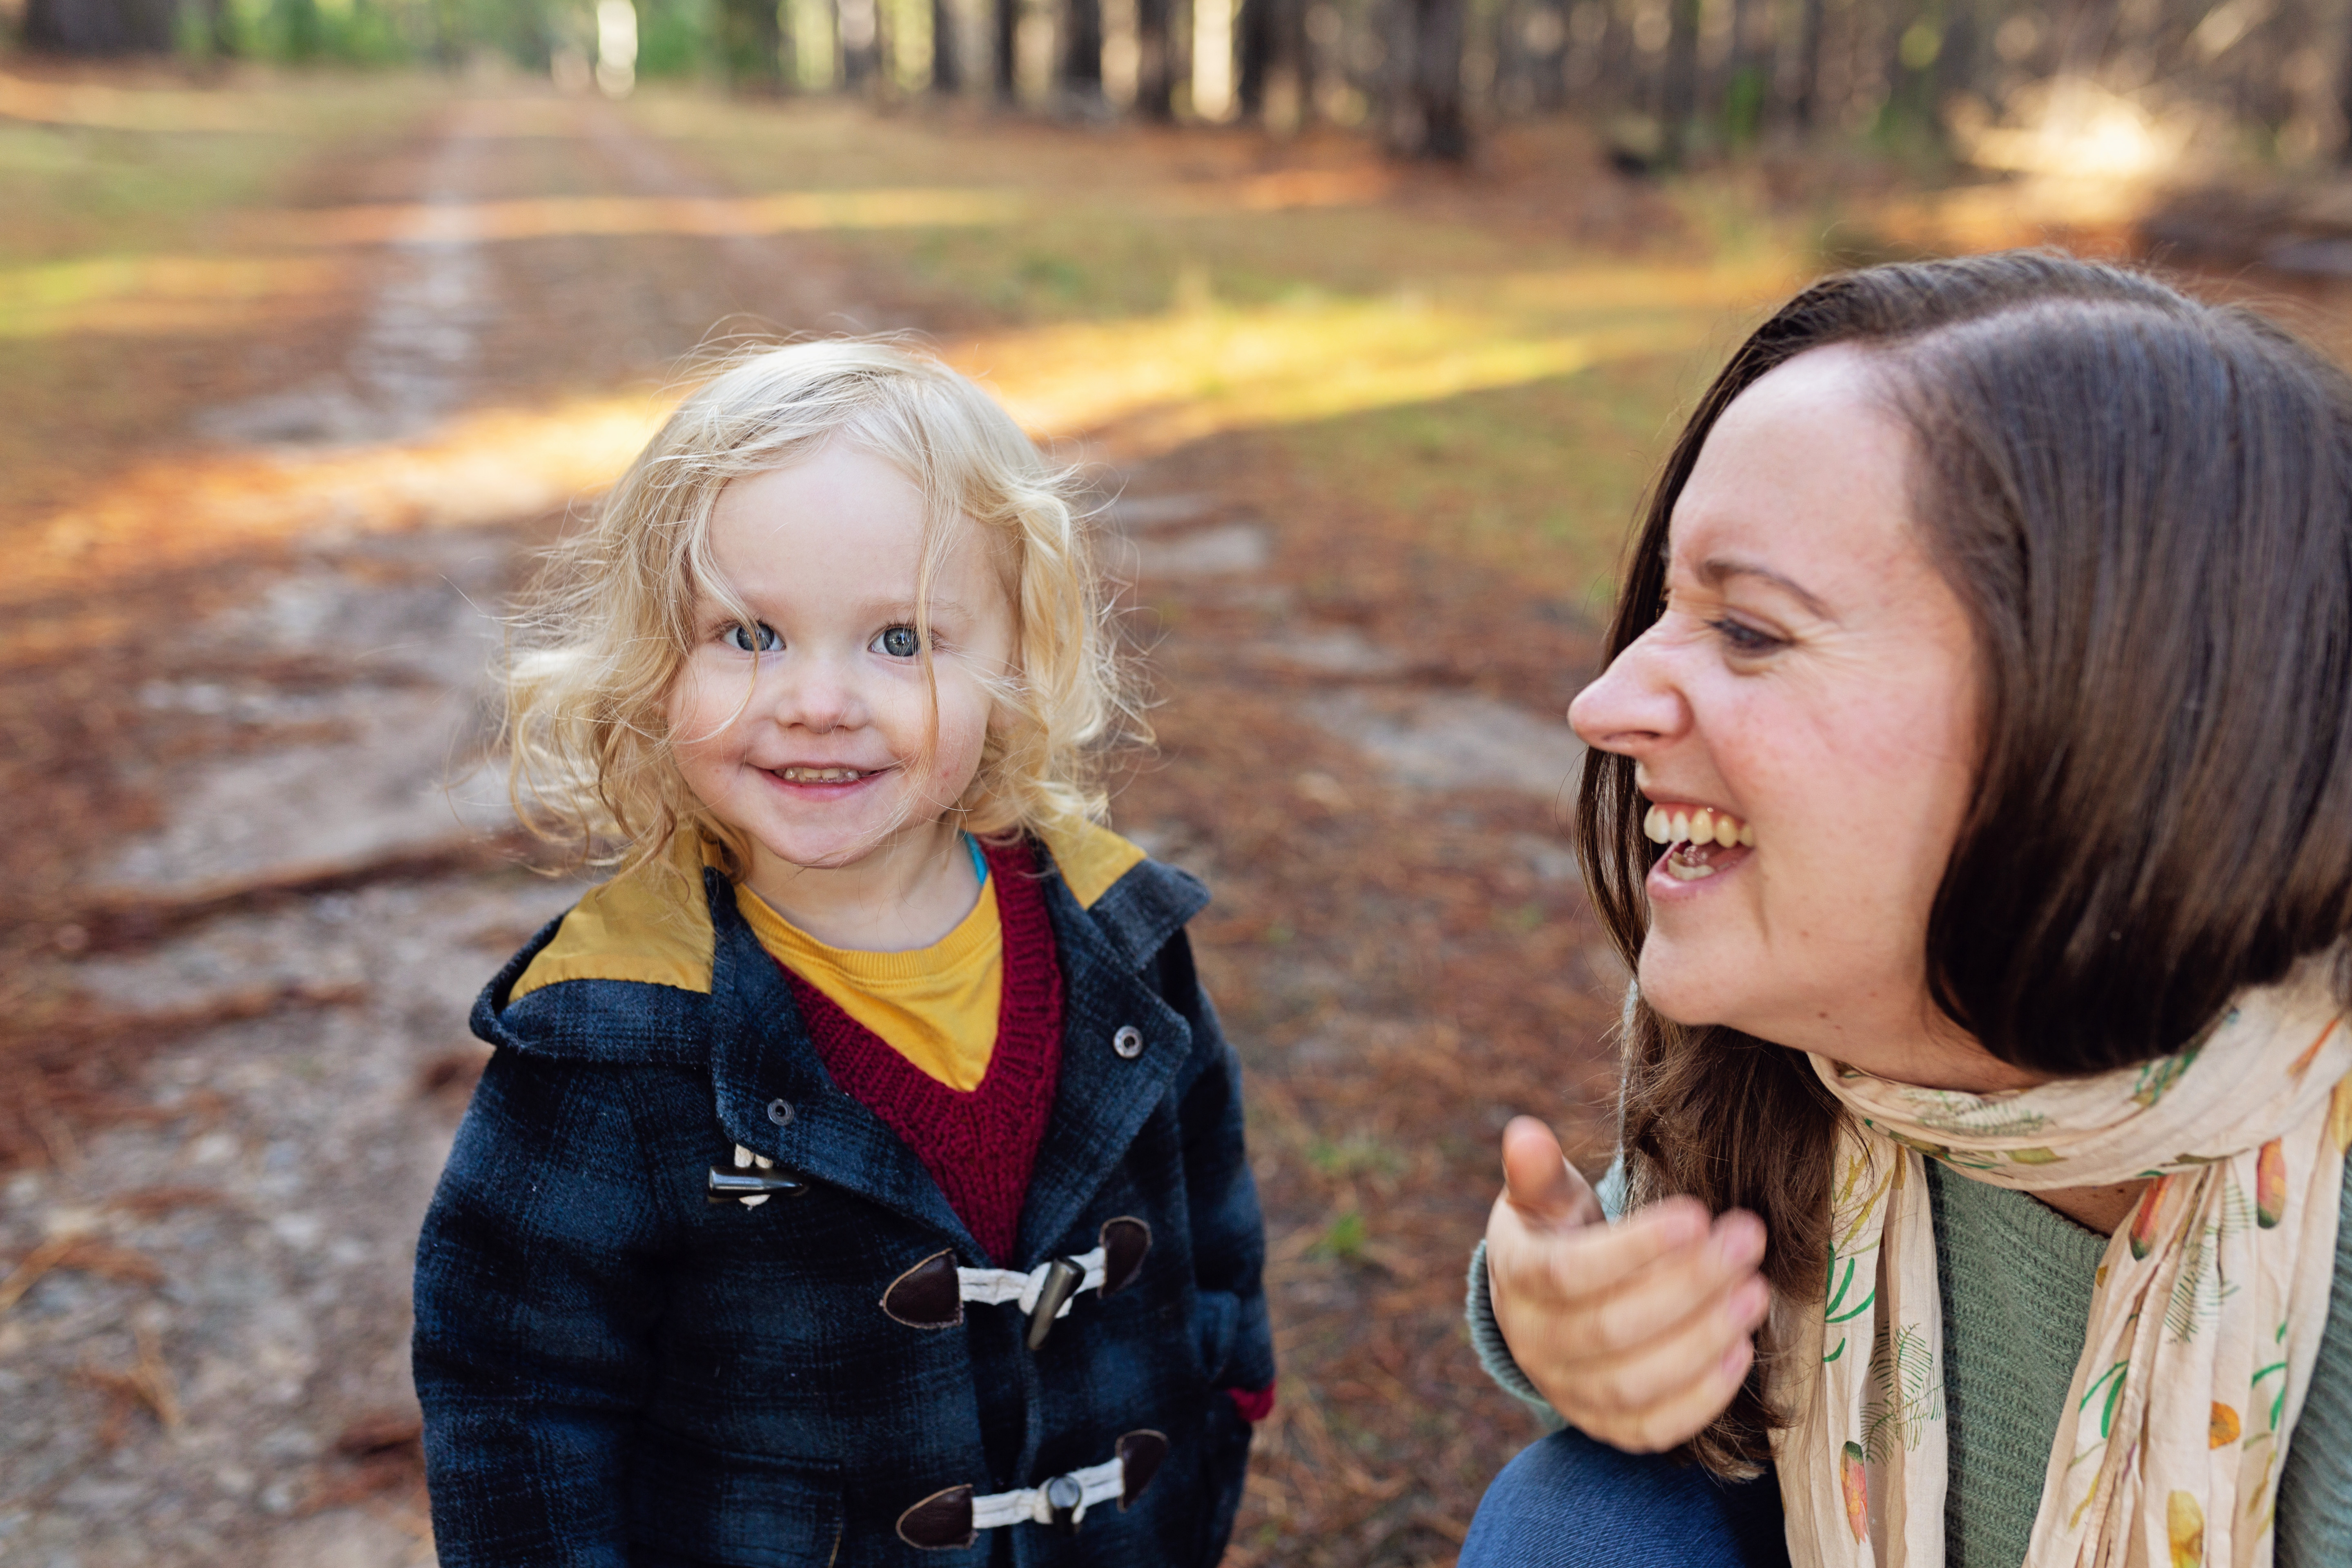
774,765,879,784
760,763,898,795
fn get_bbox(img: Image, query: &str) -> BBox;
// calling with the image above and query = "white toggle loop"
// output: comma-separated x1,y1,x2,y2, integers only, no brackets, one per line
967,1456,1126,1530
731,1143,775,1207
955,1247,1108,1317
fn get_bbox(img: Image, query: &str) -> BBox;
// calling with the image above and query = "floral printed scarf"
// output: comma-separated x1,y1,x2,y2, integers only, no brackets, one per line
1773,957,2352,1568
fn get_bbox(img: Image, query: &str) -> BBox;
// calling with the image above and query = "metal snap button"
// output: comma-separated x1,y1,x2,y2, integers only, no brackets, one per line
767,1098,794,1126
1112,1026,1144,1059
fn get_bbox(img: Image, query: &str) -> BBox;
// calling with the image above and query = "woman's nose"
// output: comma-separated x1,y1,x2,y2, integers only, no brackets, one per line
1568,633,1687,757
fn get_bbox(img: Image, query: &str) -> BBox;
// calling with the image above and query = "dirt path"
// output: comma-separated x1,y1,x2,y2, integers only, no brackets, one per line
0,90,903,1566
0,85,1628,1567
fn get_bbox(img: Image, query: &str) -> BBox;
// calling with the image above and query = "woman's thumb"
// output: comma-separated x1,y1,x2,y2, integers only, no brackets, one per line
1500,1116,1599,1228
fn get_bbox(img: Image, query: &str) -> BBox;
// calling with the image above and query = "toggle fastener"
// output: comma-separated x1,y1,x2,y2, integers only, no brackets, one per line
878,1218,1155,1337
893,1430,1169,1549
708,1143,807,1205
1024,1258,1087,1350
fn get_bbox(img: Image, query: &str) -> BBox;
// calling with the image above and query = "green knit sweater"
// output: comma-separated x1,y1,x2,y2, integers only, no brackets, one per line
1925,1158,2352,1567
1466,1160,2352,1564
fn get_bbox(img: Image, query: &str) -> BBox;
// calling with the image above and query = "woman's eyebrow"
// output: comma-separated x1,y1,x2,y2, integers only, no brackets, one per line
1697,554,1833,618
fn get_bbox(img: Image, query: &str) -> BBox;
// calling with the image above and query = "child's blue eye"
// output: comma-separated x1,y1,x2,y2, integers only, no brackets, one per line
725,623,781,653
874,626,920,658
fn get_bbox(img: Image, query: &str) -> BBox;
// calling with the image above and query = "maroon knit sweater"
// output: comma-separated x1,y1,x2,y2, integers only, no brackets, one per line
778,837,1062,1266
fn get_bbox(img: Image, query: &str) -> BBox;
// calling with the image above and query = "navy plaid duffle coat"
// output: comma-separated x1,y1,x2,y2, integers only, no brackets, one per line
412,844,1272,1568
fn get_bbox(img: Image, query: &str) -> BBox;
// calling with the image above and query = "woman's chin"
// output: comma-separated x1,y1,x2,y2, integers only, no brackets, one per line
1633,939,1753,1033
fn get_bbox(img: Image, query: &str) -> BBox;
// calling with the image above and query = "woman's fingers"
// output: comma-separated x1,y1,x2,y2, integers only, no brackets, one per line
1570,1330,1761,1454
1552,1264,1770,1416
1480,1123,1771,1452
1576,1211,1766,1352
1487,1187,1713,1312
1498,1116,1603,1230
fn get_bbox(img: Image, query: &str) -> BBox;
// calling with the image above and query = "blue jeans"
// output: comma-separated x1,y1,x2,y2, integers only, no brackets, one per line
1460,1427,1791,1568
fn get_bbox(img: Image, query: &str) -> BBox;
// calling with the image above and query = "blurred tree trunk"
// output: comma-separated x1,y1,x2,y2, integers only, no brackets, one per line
2337,22,2352,163
933,0,962,88
1237,0,1306,122
844,0,879,85
1721,0,1765,140
1659,0,1698,160
994,0,1019,97
720,0,788,88
1065,0,1105,96
1791,0,1825,125
1238,0,1270,114
1135,0,1176,115
196,0,236,55
1390,0,1470,156
22,0,178,52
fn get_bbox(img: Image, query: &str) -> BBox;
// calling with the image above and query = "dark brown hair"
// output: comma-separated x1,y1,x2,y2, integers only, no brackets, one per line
1579,251,2352,1475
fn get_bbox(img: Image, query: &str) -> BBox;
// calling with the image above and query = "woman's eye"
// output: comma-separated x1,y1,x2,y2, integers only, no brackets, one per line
1709,617,1782,655
724,623,780,653
874,626,921,658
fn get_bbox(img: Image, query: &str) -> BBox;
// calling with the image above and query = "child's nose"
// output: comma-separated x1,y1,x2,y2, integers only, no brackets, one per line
773,657,862,733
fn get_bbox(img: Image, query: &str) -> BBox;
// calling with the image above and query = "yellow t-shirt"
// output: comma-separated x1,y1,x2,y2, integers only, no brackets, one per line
738,864,1004,1092
507,822,1147,1091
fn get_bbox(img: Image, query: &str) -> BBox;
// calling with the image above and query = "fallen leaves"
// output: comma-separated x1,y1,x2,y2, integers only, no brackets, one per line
0,1234,166,1311
75,1322,182,1444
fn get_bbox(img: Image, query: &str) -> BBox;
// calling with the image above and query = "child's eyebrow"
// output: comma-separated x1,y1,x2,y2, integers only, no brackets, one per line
865,595,974,621
699,594,978,622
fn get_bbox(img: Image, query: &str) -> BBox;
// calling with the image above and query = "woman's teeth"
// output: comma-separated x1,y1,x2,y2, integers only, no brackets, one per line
779,766,867,783
1641,804,1755,851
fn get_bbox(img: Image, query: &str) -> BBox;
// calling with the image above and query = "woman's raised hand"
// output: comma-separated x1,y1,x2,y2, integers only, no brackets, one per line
1483,1116,1771,1453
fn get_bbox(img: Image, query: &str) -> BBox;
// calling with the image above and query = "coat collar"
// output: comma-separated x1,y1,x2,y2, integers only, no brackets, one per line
480,844,1211,1266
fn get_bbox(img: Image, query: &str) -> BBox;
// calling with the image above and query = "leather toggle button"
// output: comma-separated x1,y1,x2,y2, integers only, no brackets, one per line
880,1250,964,1329
1044,1472,1085,1533
895,1484,976,1550
1098,1217,1152,1295
1024,1257,1087,1350
1111,1025,1144,1059
1116,1430,1169,1509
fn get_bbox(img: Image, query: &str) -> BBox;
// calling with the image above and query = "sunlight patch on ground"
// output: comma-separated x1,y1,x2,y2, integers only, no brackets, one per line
0,72,297,134
13,395,669,612
0,253,354,338
12,259,1788,602
226,169,1393,250
240,187,1030,248
956,262,1791,457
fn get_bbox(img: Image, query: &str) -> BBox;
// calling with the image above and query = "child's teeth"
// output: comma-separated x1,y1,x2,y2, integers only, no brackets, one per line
784,766,863,782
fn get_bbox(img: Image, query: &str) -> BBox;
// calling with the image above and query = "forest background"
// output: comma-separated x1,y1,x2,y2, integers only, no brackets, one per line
7,0,2352,1561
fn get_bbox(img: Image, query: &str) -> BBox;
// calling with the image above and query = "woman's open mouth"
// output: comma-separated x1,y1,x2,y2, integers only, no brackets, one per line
1642,803,1755,883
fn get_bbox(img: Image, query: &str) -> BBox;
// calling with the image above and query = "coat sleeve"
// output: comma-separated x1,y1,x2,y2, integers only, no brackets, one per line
1154,927,1276,1399
411,1047,681,1567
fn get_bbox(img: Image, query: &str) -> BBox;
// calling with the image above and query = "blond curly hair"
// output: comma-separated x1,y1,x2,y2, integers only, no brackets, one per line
501,338,1139,884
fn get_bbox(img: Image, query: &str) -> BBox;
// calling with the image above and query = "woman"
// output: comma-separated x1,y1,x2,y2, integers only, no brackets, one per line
1463,252,2352,1568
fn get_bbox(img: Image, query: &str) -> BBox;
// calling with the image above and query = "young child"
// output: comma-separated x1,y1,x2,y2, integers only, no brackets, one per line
413,341,1274,1566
